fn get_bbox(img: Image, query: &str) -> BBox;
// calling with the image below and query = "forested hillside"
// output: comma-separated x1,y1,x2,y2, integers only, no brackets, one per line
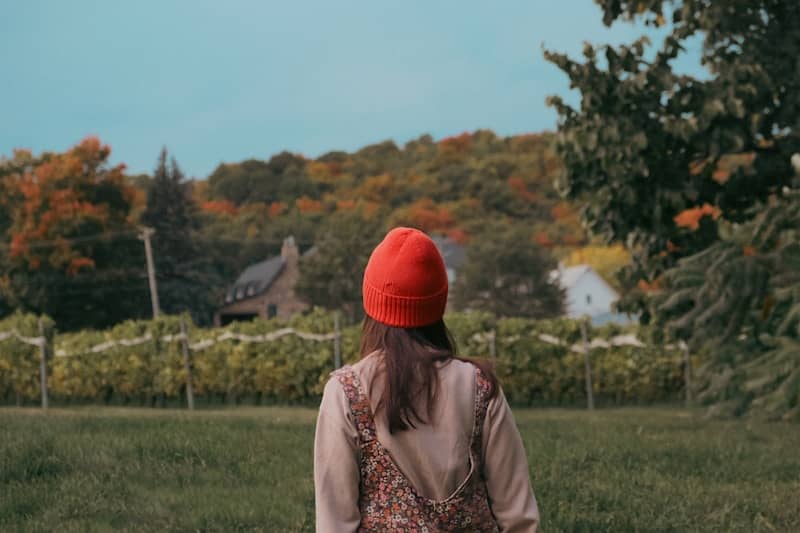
195,130,582,256
1,130,599,329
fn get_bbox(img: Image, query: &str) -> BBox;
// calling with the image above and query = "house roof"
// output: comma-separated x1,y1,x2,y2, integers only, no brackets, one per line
552,264,620,299
556,264,592,289
431,235,466,271
225,255,285,303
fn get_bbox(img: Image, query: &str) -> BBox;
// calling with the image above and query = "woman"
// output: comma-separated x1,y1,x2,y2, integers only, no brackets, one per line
314,227,539,532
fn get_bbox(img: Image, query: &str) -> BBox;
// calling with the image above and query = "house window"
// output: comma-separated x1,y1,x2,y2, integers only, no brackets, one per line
267,304,278,319
586,294,592,305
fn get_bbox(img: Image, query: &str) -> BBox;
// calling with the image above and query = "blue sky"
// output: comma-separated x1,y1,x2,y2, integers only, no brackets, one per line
1,1,703,178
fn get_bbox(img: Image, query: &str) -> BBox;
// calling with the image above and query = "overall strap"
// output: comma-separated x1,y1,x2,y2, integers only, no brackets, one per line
334,366,377,445
470,367,493,461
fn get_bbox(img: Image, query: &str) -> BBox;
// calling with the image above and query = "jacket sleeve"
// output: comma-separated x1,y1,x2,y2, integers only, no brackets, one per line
481,387,540,533
314,377,361,533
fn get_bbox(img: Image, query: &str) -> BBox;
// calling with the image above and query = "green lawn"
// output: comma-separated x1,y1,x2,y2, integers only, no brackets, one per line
1,407,798,532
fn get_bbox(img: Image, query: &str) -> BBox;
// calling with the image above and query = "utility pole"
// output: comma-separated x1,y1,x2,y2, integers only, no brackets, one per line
139,227,160,318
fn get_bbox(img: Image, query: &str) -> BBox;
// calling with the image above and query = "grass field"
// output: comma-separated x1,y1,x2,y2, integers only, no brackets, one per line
1,407,799,532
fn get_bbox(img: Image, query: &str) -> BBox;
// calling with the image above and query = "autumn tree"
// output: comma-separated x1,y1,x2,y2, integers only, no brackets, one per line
452,223,564,318
0,137,149,329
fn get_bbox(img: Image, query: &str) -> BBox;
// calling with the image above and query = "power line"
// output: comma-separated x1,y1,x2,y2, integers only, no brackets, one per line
0,230,141,252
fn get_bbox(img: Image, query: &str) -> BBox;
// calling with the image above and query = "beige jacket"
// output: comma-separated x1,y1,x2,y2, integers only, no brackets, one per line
314,352,539,532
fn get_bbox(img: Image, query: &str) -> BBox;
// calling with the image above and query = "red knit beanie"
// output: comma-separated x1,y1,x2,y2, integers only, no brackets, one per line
362,227,448,328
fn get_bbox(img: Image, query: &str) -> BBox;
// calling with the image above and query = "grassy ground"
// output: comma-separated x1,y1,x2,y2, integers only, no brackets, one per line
1,407,798,532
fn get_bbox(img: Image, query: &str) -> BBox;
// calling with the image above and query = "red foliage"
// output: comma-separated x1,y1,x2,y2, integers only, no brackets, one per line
534,232,553,247
550,201,574,220
201,200,238,216
508,176,541,203
68,257,96,276
296,196,323,214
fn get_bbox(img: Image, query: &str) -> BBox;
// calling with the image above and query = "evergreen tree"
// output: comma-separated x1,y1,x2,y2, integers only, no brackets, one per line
140,148,218,323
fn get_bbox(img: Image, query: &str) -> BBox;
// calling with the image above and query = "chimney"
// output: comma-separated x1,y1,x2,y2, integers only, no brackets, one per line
281,236,299,263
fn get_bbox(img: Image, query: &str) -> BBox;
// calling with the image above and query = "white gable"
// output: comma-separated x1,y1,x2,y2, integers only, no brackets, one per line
551,264,634,325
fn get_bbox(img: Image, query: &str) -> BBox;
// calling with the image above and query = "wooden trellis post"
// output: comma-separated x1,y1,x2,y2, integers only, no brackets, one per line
333,312,342,369
580,319,594,411
38,318,49,410
180,319,195,410
681,341,692,406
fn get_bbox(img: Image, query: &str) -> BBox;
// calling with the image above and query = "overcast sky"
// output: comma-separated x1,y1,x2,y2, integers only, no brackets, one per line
1,1,703,178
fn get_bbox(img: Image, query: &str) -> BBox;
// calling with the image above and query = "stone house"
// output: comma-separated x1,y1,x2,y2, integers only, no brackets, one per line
213,236,309,325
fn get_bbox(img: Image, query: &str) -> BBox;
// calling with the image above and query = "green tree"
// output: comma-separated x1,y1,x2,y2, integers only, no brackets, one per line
545,0,800,308
545,0,800,418
207,152,318,206
294,211,382,323
452,223,564,318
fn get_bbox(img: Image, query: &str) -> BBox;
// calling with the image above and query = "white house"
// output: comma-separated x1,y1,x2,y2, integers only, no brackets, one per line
431,235,634,325
552,264,635,326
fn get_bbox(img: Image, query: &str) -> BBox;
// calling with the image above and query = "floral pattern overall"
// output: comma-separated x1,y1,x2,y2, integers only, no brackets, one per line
334,365,499,532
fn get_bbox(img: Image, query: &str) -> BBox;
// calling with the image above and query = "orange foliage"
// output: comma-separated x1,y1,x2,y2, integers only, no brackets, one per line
362,201,381,218
712,168,730,183
402,198,455,232
268,201,286,218
508,176,541,203
637,278,663,292
534,232,553,247
742,245,757,257
550,201,575,220
438,132,472,154
67,257,95,276
307,160,344,183
354,173,396,203
7,136,133,275
296,196,323,214
674,203,721,230
445,228,469,244
337,199,356,211
201,200,238,216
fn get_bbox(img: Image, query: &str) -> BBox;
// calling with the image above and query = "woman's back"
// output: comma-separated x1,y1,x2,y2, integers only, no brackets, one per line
315,352,539,531
339,353,477,501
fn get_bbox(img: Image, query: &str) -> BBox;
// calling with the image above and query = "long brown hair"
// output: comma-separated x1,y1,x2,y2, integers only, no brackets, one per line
360,315,498,434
